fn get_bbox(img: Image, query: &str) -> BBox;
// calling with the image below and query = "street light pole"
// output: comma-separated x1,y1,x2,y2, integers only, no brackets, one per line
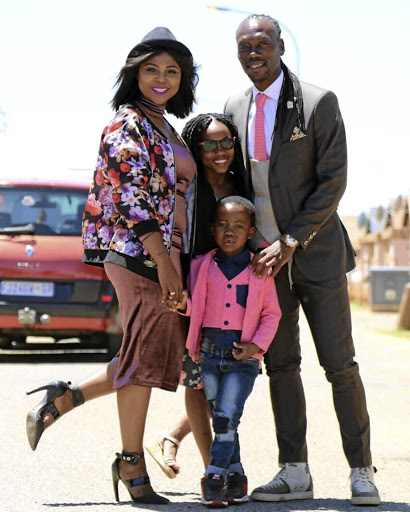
208,6,300,76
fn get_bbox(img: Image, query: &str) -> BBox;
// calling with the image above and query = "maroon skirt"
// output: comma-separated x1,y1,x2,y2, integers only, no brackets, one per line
104,263,187,392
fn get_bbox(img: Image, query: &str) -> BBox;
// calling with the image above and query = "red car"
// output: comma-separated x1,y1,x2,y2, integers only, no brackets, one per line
0,176,122,357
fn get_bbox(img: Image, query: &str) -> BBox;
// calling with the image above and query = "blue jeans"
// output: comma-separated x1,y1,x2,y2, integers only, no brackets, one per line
200,338,259,477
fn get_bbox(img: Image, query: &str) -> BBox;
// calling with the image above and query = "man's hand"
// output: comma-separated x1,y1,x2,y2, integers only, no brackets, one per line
232,341,259,360
249,239,295,278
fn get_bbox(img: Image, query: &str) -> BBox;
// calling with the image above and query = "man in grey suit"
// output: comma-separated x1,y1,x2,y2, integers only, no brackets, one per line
224,14,380,506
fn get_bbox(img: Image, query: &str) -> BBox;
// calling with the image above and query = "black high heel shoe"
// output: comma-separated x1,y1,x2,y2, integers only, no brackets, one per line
26,380,84,451
112,450,169,505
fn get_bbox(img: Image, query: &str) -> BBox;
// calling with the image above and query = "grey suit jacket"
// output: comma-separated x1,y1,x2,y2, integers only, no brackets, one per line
224,77,355,281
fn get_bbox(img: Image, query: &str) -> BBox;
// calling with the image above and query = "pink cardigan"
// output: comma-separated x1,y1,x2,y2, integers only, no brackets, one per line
185,250,281,360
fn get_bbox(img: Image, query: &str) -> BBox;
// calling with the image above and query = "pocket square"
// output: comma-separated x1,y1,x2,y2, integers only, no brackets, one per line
290,126,306,142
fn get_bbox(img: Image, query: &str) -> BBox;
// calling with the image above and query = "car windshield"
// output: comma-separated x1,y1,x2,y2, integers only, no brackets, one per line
0,186,87,236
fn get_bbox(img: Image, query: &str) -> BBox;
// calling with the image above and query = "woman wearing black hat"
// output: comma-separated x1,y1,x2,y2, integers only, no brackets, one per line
25,27,198,505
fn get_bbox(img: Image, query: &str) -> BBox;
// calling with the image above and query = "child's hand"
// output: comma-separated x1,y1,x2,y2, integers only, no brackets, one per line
178,290,188,312
165,289,188,313
232,342,259,360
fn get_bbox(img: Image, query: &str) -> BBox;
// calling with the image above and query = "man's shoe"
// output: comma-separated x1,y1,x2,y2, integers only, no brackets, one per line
226,472,249,503
201,473,228,508
350,466,380,506
250,463,313,502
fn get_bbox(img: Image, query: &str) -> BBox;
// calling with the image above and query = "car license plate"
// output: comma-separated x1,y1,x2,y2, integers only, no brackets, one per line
0,281,55,297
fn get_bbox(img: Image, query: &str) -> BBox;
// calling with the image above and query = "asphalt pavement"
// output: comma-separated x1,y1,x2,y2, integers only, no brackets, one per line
1,307,409,512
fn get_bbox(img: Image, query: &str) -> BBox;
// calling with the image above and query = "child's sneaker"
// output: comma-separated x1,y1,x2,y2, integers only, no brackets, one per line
226,472,249,503
201,473,228,508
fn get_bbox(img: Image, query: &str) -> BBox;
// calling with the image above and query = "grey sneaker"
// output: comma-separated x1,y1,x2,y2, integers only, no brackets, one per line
350,466,380,506
250,463,313,502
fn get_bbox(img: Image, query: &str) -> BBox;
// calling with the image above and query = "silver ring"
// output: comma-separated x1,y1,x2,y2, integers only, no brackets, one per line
169,292,176,296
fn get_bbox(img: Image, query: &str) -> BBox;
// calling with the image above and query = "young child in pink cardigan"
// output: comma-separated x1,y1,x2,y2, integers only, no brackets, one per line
168,196,281,507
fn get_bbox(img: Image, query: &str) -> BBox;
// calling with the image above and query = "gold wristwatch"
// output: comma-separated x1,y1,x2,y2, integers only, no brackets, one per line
282,234,299,248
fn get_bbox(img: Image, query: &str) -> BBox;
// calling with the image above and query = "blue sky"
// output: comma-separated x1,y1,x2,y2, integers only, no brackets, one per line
1,0,409,216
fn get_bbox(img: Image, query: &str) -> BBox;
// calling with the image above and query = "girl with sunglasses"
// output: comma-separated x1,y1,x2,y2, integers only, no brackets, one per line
145,113,249,479
183,113,247,259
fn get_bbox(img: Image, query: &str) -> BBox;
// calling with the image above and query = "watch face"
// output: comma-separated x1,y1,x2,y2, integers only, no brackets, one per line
285,234,298,247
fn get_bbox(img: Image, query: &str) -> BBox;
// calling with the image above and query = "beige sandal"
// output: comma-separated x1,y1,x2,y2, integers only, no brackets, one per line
144,429,180,479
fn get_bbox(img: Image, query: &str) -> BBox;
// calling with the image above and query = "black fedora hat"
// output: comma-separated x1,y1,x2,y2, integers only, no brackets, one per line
127,27,192,60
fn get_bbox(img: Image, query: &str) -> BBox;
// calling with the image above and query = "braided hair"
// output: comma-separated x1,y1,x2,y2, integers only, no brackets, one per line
181,113,246,196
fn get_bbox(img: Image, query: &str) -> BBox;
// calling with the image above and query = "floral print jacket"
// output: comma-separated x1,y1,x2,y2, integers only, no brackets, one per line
82,104,182,270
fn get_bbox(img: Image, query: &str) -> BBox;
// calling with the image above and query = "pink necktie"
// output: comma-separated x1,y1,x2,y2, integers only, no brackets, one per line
254,93,268,161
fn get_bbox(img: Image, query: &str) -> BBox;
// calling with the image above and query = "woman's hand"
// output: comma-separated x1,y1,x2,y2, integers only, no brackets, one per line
250,239,295,278
157,262,183,305
142,232,183,304
165,290,188,312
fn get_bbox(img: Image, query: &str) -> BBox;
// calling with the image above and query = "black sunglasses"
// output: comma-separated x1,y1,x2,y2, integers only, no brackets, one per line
199,136,236,153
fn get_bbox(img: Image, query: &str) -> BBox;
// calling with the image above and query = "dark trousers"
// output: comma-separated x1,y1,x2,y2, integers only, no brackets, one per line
264,263,372,468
